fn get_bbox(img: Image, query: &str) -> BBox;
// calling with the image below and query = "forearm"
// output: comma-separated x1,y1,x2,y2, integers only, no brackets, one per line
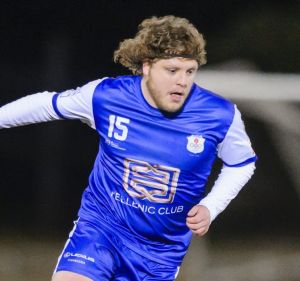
0,92,60,129
199,162,256,222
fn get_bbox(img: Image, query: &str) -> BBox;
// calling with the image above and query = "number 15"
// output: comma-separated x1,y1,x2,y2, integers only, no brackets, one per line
108,115,130,141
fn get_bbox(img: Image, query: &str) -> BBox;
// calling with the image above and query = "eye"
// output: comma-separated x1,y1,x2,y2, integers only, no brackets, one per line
187,69,195,75
167,68,176,73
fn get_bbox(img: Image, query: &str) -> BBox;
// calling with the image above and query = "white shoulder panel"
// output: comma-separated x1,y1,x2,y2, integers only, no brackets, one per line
217,105,256,166
55,78,106,129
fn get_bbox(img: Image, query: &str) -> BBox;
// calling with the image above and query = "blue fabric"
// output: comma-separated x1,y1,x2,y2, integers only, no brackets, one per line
73,75,257,266
55,218,179,281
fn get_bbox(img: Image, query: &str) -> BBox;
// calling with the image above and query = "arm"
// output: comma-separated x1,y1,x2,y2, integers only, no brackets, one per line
186,162,255,236
186,105,257,236
0,92,58,128
0,79,103,129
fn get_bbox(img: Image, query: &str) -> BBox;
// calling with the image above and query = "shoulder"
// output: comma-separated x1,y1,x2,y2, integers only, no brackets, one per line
193,83,233,106
96,75,140,91
191,83,235,116
92,76,141,109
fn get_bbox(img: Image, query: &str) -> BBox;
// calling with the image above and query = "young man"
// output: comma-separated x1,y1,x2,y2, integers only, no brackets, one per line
0,16,257,281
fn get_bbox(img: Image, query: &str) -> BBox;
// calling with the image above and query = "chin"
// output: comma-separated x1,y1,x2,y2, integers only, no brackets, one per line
159,105,184,117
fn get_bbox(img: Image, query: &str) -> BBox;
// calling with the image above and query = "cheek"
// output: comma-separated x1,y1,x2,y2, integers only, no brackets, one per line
153,72,166,83
187,77,195,90
151,75,170,92
159,74,175,88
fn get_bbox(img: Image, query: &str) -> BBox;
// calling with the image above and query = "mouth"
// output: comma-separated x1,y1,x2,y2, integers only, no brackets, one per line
170,92,184,102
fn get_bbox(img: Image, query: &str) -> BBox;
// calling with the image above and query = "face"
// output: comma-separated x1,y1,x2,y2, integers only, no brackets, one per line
141,57,198,113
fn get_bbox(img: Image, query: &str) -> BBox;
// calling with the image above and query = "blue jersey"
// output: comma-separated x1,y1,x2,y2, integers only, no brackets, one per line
53,75,256,265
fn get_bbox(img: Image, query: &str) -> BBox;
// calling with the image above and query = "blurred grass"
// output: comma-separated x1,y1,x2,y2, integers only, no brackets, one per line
0,236,60,281
0,235,299,281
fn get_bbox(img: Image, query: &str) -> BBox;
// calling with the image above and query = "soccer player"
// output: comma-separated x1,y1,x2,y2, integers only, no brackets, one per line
0,15,257,281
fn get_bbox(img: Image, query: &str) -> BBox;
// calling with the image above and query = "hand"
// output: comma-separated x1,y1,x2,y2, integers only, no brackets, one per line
186,205,211,236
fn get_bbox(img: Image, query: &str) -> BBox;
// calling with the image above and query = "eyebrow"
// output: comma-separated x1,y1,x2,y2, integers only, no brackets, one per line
164,65,197,70
187,66,197,71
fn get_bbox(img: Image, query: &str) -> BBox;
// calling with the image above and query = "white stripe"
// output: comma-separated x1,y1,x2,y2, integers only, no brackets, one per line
174,266,180,279
52,218,80,276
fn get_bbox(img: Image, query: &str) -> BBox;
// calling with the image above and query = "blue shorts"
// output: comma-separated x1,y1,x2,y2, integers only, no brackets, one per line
54,218,180,281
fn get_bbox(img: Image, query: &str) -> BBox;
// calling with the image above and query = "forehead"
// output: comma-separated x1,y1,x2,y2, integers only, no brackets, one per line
154,57,198,69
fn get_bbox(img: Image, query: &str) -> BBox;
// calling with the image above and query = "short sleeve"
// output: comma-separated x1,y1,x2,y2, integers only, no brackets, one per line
217,105,257,167
52,78,106,129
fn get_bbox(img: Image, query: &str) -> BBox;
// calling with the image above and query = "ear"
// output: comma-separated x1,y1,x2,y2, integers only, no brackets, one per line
142,61,151,76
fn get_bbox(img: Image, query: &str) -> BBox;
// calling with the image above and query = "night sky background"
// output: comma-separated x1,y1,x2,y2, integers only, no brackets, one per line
0,0,299,240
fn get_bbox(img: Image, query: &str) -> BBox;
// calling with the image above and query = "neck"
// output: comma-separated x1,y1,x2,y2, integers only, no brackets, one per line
141,77,156,108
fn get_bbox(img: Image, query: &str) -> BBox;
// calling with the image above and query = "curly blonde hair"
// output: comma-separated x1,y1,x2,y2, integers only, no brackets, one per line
114,15,207,74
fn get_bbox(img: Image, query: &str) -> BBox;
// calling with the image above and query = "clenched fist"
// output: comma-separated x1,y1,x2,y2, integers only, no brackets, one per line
186,205,211,236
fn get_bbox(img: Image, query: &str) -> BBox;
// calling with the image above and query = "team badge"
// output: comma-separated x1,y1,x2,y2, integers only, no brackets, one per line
186,135,205,154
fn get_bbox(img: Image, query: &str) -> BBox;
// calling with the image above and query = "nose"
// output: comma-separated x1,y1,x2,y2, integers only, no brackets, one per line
176,73,188,88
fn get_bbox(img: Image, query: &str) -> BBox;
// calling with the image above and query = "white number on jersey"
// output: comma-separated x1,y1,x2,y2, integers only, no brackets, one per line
108,115,130,141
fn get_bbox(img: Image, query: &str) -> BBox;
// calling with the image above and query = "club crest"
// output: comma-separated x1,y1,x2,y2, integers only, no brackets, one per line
186,135,205,154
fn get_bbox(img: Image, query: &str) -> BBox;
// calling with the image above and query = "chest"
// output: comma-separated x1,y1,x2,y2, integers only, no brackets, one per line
95,102,224,174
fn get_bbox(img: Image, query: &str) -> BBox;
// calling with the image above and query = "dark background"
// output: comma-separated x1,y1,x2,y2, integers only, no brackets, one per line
0,0,299,241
